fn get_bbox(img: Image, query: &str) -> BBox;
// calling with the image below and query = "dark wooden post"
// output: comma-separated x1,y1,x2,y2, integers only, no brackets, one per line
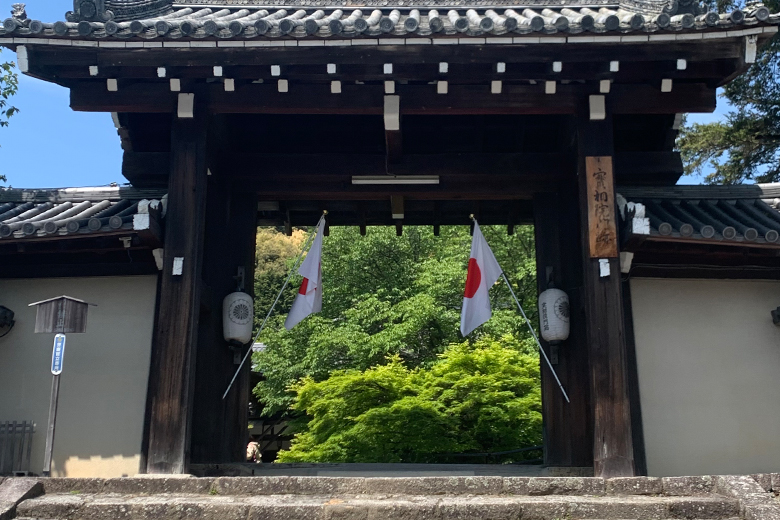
533,190,593,468
144,108,209,474
190,177,258,464
576,99,635,477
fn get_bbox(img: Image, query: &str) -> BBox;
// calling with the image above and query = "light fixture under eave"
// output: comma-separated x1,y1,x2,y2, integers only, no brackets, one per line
352,175,440,185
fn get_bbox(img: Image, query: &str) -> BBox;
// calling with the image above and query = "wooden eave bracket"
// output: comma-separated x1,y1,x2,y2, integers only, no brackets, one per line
177,92,195,118
391,195,404,220
589,95,606,120
16,45,28,73
745,34,758,63
384,94,402,164
384,95,400,131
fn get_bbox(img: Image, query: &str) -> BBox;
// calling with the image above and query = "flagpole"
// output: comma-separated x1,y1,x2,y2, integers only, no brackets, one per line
468,215,570,403
501,272,570,403
222,212,327,400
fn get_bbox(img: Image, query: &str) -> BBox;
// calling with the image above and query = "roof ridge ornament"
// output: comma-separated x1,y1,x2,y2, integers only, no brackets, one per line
11,3,26,21
3,3,29,31
618,0,677,16
67,0,173,23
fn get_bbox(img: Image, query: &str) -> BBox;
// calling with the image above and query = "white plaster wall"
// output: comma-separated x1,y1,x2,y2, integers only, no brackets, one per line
0,276,157,477
630,277,780,477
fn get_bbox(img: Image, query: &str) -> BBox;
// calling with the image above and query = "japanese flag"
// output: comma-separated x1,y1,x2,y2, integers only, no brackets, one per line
460,222,504,336
285,220,325,330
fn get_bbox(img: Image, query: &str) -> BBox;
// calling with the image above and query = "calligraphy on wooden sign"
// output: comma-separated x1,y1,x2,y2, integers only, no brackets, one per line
586,156,618,258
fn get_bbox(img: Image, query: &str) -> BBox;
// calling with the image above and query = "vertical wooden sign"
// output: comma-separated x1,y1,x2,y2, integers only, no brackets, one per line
586,156,618,258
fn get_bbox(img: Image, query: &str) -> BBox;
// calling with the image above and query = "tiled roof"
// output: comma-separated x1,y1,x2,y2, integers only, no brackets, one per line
619,184,780,246
4,2,777,41
0,187,166,242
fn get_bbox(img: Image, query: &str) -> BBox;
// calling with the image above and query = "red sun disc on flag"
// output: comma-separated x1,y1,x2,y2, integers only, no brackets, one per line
464,258,482,298
299,277,309,295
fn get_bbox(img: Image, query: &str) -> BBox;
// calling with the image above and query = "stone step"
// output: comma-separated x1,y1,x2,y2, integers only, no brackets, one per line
15,493,742,520
38,475,723,497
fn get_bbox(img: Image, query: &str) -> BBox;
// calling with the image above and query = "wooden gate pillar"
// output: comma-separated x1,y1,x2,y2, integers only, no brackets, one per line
190,175,258,464
533,190,593,468
576,100,635,477
143,109,209,474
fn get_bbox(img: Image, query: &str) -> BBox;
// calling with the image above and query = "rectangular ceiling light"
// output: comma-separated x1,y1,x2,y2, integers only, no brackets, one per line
352,175,440,185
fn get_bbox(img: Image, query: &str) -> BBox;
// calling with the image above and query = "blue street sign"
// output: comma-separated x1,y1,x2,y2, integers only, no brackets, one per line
51,334,66,375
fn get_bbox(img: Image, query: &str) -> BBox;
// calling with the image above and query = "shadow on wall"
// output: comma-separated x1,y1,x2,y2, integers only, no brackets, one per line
0,276,158,477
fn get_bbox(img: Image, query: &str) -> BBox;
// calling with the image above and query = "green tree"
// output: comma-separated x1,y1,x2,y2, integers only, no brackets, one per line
253,227,307,323
0,52,18,184
277,337,542,463
677,0,780,183
252,225,538,416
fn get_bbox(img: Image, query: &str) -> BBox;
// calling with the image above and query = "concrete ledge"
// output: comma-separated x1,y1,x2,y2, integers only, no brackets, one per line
752,473,773,492
717,475,780,519
15,493,741,520
662,475,715,495
364,476,504,496
0,478,43,520
42,478,107,494
606,476,663,495
505,477,606,496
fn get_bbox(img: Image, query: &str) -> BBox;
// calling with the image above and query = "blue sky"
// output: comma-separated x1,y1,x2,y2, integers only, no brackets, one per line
3,1,723,188
1,2,124,189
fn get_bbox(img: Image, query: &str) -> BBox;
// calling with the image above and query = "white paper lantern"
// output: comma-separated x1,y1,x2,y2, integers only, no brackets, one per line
223,291,254,345
538,288,570,343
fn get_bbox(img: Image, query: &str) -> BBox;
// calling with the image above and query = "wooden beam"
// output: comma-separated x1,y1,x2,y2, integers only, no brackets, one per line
576,100,635,478
42,58,742,84
144,106,209,474
29,40,747,69
71,82,716,115
613,151,683,185
124,151,574,196
123,151,681,189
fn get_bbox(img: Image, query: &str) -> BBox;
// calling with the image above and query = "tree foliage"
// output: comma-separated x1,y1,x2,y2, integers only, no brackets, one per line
0,52,18,183
677,0,780,183
254,227,307,322
252,225,538,416
276,337,542,463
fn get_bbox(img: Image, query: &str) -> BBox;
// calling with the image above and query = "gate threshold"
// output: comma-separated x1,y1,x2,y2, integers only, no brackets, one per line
190,463,593,478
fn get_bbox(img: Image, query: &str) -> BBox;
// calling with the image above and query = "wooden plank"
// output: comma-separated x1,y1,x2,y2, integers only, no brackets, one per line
577,101,635,478
0,260,158,279
0,421,7,474
24,421,34,475
144,107,209,474
42,379,59,476
585,156,618,258
621,280,648,476
70,82,716,115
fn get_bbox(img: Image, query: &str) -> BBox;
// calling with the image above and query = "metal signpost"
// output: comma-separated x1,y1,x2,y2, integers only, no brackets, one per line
42,333,66,477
